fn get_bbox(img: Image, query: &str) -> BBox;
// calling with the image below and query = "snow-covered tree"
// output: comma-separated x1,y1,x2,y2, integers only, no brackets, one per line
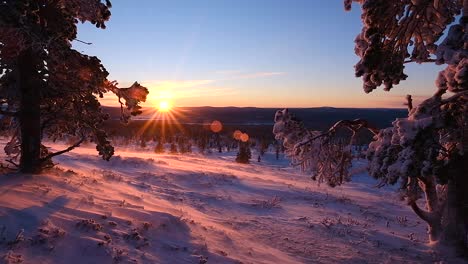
276,0,467,255
273,109,377,187
0,1,148,173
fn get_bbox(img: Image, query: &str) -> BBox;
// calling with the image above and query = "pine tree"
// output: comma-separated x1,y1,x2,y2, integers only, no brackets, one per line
236,141,251,164
177,136,189,154
259,137,269,156
154,138,164,154
347,0,467,253
275,0,467,254
274,141,281,160
0,1,148,173
139,138,147,148
197,135,208,153
170,142,178,154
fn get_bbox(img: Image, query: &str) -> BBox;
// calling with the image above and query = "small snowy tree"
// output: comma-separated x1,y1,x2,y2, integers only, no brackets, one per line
274,110,377,187
275,0,467,255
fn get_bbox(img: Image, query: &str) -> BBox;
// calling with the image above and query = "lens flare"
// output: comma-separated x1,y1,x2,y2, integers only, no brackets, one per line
210,120,223,133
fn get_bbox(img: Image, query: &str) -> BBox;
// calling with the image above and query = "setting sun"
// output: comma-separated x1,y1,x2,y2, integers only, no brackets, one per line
158,100,172,112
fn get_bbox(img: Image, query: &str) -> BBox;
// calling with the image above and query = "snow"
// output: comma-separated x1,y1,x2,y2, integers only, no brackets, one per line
0,139,454,263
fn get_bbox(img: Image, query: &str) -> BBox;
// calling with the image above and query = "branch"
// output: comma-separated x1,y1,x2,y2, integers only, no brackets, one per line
408,200,433,224
74,39,92,45
40,136,85,162
297,119,380,149
4,159,19,168
440,90,468,105
404,58,436,64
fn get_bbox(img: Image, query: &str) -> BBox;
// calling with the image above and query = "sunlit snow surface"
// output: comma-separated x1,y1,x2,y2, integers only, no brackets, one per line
0,139,450,264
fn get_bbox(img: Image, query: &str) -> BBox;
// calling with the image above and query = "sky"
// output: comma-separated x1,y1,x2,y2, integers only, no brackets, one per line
74,0,442,109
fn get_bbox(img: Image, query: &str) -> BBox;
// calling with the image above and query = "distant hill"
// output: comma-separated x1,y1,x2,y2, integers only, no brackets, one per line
102,106,407,131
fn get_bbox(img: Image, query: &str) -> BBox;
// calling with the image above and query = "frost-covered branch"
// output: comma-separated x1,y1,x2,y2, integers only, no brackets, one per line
295,118,379,150
107,81,149,123
273,109,368,187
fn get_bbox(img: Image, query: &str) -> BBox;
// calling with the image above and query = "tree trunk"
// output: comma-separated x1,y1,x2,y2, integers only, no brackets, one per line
421,157,468,257
18,49,42,174
437,160,468,257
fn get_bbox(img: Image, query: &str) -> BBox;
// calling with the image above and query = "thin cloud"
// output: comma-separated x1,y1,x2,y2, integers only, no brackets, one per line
214,70,286,80
173,87,237,98
237,71,286,79
214,70,244,75
142,80,215,90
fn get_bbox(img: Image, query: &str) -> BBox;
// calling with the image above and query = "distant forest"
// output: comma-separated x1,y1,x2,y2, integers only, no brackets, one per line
102,106,407,145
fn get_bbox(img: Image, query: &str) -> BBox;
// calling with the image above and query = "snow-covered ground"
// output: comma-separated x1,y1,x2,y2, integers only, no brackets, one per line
0,141,459,263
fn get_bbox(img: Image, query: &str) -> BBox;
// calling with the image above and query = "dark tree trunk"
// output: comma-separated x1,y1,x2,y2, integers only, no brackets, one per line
418,156,468,258
18,49,42,173
438,158,468,257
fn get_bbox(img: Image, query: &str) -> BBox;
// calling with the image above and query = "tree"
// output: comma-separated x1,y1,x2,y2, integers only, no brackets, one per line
154,137,165,154
197,135,208,153
236,141,251,164
274,140,281,160
139,137,147,148
0,1,148,173
169,141,178,154
275,0,467,255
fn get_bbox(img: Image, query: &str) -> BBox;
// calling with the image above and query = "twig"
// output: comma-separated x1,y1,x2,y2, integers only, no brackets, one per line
74,39,92,45
5,159,19,168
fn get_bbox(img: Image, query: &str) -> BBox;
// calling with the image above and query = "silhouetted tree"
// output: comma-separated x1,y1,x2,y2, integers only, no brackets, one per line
139,137,147,148
169,141,178,154
259,137,269,156
236,141,251,164
274,140,281,160
197,135,208,153
0,1,148,173
154,138,164,154
177,136,190,154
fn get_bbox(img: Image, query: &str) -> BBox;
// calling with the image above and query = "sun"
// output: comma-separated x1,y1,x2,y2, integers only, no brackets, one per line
158,100,172,112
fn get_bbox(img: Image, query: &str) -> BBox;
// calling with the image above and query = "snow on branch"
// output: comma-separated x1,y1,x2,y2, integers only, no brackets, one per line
273,109,376,187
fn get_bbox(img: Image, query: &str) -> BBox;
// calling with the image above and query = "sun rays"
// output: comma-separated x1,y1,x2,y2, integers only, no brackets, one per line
136,100,188,140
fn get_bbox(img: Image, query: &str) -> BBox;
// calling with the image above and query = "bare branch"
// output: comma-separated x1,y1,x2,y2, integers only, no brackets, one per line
4,159,19,168
40,136,85,162
297,119,380,149
74,39,92,45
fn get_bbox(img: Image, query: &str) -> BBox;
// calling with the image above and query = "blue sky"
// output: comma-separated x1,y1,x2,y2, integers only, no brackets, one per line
74,0,441,108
